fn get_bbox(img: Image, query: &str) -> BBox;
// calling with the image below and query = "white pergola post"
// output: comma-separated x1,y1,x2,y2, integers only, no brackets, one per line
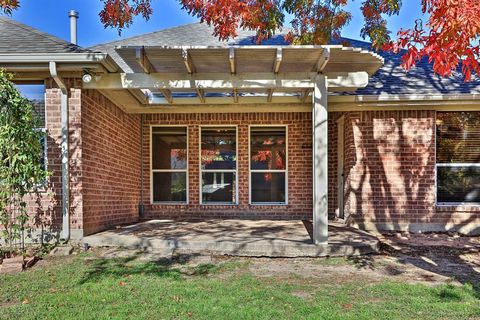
312,75,328,245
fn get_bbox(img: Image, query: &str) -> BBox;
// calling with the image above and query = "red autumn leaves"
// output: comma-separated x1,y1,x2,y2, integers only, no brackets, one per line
99,0,153,34
1,0,479,80
385,0,480,81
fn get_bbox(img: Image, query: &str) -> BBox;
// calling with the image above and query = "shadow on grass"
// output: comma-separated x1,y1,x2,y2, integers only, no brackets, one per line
394,245,480,299
436,284,468,302
78,253,220,285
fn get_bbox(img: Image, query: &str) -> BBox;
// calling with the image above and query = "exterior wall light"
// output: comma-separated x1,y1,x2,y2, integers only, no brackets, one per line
82,73,93,83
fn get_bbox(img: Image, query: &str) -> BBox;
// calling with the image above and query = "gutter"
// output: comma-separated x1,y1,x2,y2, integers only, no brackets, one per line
0,53,119,73
49,61,70,243
329,93,480,103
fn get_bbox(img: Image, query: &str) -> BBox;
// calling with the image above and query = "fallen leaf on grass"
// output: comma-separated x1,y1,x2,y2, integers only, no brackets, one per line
119,281,127,287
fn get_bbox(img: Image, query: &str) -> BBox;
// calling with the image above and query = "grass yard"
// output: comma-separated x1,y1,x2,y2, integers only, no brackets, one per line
0,253,479,320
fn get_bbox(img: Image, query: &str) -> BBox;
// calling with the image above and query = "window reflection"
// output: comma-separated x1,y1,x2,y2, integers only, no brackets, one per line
151,127,188,203
437,112,480,203
250,127,287,204
201,127,237,204
201,128,236,170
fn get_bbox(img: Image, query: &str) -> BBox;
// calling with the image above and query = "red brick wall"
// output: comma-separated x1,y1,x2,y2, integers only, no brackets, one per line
143,112,313,220
344,110,436,225
81,90,142,235
342,110,480,234
328,112,341,219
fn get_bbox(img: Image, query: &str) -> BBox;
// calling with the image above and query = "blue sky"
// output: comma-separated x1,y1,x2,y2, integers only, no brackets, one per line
9,0,425,48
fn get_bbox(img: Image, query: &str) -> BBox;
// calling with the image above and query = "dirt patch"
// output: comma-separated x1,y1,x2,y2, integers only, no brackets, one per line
291,290,313,300
243,255,455,286
84,233,480,291
211,233,480,289
381,232,480,250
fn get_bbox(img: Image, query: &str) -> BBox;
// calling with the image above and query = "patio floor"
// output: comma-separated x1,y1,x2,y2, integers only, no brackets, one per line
82,220,380,257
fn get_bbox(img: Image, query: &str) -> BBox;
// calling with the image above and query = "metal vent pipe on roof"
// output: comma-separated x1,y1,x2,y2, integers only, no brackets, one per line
68,10,79,45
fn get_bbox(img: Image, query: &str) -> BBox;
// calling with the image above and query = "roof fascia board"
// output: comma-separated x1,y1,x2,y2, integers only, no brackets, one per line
329,93,480,103
0,53,119,73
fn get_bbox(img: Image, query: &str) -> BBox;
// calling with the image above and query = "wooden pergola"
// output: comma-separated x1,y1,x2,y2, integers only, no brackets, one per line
84,44,384,245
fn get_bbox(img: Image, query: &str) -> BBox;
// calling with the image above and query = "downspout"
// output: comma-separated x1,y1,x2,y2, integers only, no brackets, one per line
139,114,145,218
49,61,70,242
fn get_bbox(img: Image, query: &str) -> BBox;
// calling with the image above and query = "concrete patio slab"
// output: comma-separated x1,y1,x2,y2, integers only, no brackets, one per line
82,220,380,257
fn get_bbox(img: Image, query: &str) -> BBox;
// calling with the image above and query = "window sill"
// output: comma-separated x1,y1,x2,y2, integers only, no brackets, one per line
200,203,239,206
436,203,480,212
151,202,189,206
249,203,288,206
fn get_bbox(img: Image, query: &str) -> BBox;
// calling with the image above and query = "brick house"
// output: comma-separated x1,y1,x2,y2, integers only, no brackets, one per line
1,14,479,245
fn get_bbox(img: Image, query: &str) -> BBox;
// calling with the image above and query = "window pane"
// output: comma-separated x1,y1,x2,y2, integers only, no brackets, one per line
437,112,480,163
15,84,46,127
251,172,285,203
201,128,236,170
202,172,236,203
250,127,286,170
437,166,480,203
153,172,187,202
152,127,187,169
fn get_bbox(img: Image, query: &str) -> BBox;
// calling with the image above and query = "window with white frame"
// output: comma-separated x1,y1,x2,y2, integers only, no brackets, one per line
436,112,480,203
151,127,188,203
15,83,47,170
200,127,237,204
250,126,287,204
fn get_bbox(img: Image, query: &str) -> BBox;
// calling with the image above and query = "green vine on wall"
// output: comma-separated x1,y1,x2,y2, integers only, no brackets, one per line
0,69,50,252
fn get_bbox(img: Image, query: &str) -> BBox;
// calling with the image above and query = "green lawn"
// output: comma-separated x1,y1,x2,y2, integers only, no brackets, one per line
0,254,479,320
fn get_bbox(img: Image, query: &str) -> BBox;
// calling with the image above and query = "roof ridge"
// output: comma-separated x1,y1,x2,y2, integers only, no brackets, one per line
89,21,203,49
0,15,87,51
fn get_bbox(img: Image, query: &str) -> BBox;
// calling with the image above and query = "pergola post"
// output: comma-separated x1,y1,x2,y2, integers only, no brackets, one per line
312,75,328,245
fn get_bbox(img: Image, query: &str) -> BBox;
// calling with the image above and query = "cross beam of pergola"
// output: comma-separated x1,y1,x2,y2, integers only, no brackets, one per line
84,45,383,245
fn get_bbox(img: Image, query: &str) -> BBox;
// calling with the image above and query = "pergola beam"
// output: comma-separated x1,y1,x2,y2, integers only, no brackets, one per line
182,49,196,74
300,88,312,103
85,72,369,91
196,88,205,103
229,48,236,74
160,89,173,104
233,89,238,103
274,48,282,73
128,89,149,104
135,47,154,74
317,48,330,73
267,89,274,102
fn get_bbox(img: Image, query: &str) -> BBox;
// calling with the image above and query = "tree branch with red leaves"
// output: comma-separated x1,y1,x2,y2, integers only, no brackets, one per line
385,0,480,81
1,0,479,80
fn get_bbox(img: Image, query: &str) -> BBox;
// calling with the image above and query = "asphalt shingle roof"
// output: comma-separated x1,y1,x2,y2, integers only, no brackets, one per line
0,16,90,54
91,22,480,96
